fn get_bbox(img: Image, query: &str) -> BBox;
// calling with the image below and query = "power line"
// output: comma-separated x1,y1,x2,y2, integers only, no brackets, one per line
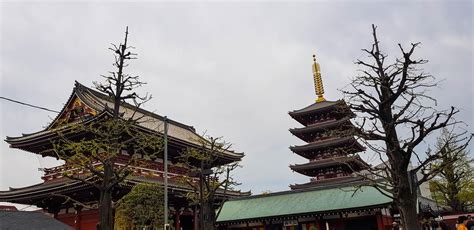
0,96,60,113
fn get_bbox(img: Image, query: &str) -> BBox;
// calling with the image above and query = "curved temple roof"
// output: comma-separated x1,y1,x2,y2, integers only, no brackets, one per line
0,176,250,205
216,185,392,224
5,81,243,162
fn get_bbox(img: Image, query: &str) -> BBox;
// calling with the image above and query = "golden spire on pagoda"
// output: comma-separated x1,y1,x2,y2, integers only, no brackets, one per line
312,54,326,103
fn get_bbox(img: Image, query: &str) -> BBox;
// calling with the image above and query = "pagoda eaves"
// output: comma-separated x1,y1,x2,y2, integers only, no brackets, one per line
289,136,365,154
290,155,369,176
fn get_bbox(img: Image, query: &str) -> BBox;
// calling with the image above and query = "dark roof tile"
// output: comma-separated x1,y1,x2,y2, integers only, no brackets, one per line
0,210,72,230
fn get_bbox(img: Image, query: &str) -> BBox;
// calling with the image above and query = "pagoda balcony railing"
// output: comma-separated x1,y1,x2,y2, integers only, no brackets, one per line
310,172,352,182
310,136,339,144
42,158,190,182
306,117,337,127
309,154,345,162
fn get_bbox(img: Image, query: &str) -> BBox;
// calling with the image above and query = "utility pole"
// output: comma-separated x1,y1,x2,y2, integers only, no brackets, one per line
164,116,169,230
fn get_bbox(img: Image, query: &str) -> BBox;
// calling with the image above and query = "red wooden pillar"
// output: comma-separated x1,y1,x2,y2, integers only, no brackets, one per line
193,206,199,230
175,211,181,230
376,211,384,230
317,220,324,230
75,207,82,230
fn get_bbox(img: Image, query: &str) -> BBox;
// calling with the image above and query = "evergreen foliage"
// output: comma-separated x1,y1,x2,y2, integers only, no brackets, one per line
115,183,165,229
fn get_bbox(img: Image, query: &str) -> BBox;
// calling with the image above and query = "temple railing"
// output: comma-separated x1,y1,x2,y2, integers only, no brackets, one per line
42,157,190,182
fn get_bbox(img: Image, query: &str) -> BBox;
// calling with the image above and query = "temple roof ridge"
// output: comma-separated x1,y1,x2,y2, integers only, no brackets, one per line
72,81,196,132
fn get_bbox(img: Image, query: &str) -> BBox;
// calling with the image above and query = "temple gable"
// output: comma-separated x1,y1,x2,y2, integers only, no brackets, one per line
49,96,97,129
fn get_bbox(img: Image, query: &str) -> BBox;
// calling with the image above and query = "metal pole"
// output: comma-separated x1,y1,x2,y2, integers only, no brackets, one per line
164,116,169,229
199,160,204,230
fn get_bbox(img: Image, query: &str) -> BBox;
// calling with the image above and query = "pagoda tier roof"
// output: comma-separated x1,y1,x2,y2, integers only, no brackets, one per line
5,81,243,163
289,100,353,125
289,155,369,176
289,136,364,154
0,176,250,206
289,100,342,117
289,175,365,190
289,116,353,142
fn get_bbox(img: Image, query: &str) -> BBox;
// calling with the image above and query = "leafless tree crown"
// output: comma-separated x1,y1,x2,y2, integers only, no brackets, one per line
342,24,472,197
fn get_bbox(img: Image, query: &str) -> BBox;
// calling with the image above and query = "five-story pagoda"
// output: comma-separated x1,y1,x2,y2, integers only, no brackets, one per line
289,55,369,190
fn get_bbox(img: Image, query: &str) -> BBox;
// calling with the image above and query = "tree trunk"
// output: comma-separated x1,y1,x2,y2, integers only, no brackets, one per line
98,162,114,230
445,165,463,213
201,201,215,230
396,171,420,230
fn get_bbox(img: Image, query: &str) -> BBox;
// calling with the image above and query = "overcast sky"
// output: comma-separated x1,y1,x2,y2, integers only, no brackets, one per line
0,0,472,205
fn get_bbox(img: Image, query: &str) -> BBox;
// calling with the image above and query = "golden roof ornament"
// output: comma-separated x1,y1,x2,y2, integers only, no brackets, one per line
312,54,326,103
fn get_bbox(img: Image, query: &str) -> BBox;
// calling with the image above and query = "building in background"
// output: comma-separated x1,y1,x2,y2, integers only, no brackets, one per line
0,82,248,230
216,56,394,230
0,209,73,230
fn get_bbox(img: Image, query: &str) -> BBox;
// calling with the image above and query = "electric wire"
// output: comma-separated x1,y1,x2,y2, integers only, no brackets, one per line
0,96,60,113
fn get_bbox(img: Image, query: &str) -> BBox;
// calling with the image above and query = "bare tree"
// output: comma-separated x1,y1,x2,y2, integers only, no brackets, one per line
53,27,163,230
178,136,240,230
342,25,472,229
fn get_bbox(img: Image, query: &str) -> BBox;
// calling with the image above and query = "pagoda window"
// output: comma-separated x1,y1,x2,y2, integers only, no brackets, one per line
324,114,330,121
317,169,324,175
323,151,331,158
319,114,325,122
326,167,335,174
320,132,328,139
312,115,317,123
312,153,321,161
302,117,308,124
335,167,345,177
317,150,324,159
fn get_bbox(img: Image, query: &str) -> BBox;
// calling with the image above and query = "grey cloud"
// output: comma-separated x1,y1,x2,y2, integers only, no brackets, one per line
1,1,472,197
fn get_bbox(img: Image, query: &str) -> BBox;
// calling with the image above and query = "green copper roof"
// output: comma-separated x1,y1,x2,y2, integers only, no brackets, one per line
216,185,392,223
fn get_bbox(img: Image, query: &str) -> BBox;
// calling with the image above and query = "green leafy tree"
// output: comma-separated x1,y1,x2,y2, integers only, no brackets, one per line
429,129,474,213
52,27,163,230
178,136,240,230
115,183,165,229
